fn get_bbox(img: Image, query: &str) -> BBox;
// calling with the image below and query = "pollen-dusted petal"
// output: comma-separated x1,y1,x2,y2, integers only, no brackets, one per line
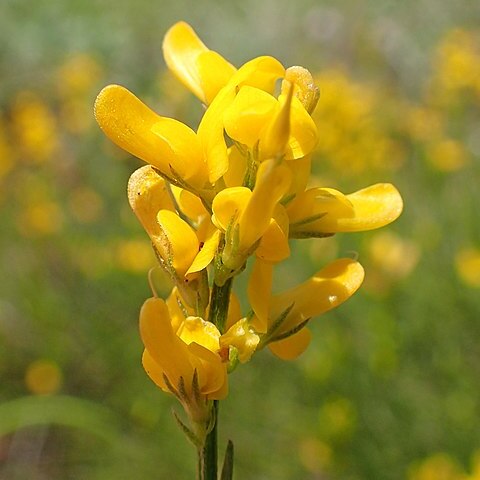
141,349,168,392
186,229,221,275
247,258,273,332
94,84,163,163
95,85,207,187
176,316,221,352
284,96,318,159
139,297,192,386
306,184,403,233
229,56,285,94
127,165,175,237
221,318,260,363
211,186,251,231
268,328,312,360
282,66,320,114
223,86,277,148
163,21,236,104
271,258,365,332
238,159,292,250
157,209,199,276
197,85,236,183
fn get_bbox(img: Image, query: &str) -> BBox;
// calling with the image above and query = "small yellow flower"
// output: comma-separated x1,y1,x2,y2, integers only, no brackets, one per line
248,258,365,359
455,247,480,288
287,183,403,237
140,297,228,424
127,165,219,307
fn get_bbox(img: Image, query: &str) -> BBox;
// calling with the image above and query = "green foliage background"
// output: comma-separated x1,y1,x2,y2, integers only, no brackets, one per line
1,0,480,478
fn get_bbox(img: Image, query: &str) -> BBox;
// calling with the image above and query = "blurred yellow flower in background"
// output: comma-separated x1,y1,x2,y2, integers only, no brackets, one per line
25,359,63,396
455,247,480,288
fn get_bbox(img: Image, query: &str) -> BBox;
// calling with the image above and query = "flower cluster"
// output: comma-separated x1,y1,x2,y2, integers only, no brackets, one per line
94,22,402,437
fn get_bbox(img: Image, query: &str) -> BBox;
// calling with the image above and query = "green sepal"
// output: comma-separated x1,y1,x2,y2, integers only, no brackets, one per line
227,346,240,373
270,317,311,342
172,408,203,449
289,231,335,239
257,302,294,349
290,211,327,228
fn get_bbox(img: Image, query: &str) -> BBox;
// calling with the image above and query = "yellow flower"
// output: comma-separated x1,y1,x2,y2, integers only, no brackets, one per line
287,183,403,237
128,165,221,310
248,258,365,359
455,247,480,288
212,159,292,273
95,85,210,192
166,287,258,364
163,21,236,105
140,297,228,425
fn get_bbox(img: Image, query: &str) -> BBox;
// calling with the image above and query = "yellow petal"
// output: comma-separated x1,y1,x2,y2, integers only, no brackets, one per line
166,287,187,333
186,229,221,275
340,183,403,231
247,258,273,333
228,56,285,93
142,349,168,391
163,21,236,104
299,184,403,233
197,85,236,183
94,85,208,188
196,56,284,184
271,258,365,332
211,186,251,231
259,82,293,160
127,165,175,237
238,159,291,250
150,118,207,186
187,342,228,398
223,86,277,148
170,186,209,223
268,328,312,360
288,187,353,226
284,155,311,198
139,297,192,386
176,316,221,352
284,96,318,159
223,146,247,188
256,205,290,263
157,209,199,276
197,50,237,104
221,318,260,363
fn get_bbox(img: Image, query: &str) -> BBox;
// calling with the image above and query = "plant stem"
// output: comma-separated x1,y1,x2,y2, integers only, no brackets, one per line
199,400,219,480
208,277,233,334
198,278,233,479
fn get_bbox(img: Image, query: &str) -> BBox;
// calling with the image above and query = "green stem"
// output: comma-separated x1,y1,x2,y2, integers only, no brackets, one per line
198,400,219,480
208,278,233,334
197,276,233,479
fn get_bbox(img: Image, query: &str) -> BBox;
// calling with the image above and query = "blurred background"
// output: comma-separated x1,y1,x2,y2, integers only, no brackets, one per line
1,0,480,478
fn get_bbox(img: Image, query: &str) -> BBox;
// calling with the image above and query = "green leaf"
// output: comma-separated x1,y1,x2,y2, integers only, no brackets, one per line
0,395,121,443
220,440,234,480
